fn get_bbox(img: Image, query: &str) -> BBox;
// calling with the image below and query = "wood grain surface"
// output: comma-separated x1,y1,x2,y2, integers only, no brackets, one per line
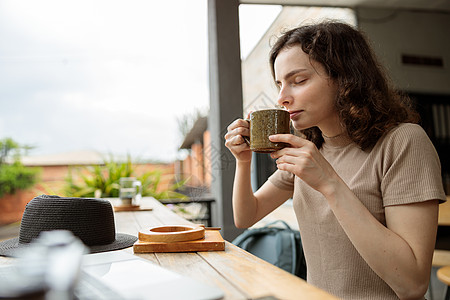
0,197,338,300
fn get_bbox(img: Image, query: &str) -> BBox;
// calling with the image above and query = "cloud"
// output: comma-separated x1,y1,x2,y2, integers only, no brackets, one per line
0,0,209,162
0,1,280,162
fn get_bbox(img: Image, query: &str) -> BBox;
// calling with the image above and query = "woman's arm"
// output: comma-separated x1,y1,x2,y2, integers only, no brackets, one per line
270,133,438,299
233,161,293,228
329,180,438,299
225,119,293,228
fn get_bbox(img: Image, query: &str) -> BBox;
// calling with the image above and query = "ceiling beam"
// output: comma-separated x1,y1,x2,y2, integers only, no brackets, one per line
239,0,450,13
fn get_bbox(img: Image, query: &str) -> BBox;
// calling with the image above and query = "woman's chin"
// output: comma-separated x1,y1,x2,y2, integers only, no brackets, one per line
291,121,309,132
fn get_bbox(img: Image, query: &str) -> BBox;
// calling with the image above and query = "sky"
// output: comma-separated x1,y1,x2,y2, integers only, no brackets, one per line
0,1,281,162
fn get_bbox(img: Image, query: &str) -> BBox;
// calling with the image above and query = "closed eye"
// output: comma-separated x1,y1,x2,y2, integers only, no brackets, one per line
294,76,307,85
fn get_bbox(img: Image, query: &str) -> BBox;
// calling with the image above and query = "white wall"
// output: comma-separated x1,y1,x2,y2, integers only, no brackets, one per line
242,6,356,116
357,8,450,94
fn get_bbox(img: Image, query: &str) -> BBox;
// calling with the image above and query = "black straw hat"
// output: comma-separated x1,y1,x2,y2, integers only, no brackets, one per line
0,195,137,257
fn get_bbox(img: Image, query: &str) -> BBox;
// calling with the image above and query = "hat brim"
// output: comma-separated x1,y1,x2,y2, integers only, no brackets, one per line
0,233,137,257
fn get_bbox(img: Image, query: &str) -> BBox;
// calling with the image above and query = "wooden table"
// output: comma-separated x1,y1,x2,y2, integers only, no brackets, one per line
0,197,337,300
432,197,450,267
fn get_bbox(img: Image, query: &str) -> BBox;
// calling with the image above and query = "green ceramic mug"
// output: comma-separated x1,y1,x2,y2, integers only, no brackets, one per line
245,109,290,153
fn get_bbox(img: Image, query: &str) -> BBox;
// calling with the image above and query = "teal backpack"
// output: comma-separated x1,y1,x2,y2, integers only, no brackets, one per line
232,220,307,280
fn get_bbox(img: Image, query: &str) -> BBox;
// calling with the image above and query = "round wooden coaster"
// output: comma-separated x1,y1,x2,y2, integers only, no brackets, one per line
138,225,205,243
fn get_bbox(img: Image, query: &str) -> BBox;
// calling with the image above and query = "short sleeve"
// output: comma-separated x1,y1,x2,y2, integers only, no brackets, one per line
268,169,295,191
380,124,446,206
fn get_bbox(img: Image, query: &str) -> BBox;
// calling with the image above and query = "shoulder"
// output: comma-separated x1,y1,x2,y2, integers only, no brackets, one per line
385,123,427,140
378,123,446,205
373,123,440,176
378,123,433,152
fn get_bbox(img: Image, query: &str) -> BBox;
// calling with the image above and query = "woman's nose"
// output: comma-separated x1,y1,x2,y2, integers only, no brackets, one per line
277,87,292,108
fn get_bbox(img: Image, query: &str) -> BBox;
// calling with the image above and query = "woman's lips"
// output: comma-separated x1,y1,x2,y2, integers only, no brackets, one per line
289,110,303,119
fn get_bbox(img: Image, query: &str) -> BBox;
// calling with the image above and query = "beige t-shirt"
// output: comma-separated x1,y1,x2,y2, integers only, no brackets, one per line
269,123,446,299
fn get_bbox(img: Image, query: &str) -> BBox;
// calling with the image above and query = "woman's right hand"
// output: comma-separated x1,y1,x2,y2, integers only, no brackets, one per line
224,118,252,162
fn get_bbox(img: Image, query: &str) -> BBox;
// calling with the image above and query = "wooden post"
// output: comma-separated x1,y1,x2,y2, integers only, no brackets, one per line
207,0,245,241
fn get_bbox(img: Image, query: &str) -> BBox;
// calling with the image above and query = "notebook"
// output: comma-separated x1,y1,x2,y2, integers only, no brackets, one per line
77,250,224,300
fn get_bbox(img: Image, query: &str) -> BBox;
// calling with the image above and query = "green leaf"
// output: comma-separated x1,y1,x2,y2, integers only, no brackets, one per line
61,154,187,200
0,138,40,197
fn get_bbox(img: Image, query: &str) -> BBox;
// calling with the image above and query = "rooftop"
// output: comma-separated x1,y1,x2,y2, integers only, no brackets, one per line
20,150,106,166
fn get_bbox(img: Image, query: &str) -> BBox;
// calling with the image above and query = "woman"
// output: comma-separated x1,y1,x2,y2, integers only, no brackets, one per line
224,21,446,299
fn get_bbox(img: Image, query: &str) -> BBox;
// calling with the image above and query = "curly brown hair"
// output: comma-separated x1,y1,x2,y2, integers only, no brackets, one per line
269,21,419,150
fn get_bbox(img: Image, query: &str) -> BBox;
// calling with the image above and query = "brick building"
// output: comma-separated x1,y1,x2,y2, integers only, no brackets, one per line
176,116,212,196
0,150,175,225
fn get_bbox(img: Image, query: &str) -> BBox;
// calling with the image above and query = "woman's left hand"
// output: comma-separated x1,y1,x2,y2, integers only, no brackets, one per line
269,134,339,196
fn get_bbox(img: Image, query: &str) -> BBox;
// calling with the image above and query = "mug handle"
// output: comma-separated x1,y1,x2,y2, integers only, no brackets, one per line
133,180,142,206
243,119,250,146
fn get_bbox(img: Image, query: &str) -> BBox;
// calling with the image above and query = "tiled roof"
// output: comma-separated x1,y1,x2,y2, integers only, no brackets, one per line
20,150,107,166
180,116,208,149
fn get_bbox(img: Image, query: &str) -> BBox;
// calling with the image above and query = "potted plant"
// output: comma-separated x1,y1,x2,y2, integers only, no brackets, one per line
0,138,40,224
62,155,188,200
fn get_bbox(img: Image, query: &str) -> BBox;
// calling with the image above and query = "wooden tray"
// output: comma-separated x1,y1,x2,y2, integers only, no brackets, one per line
113,205,153,212
133,229,225,253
